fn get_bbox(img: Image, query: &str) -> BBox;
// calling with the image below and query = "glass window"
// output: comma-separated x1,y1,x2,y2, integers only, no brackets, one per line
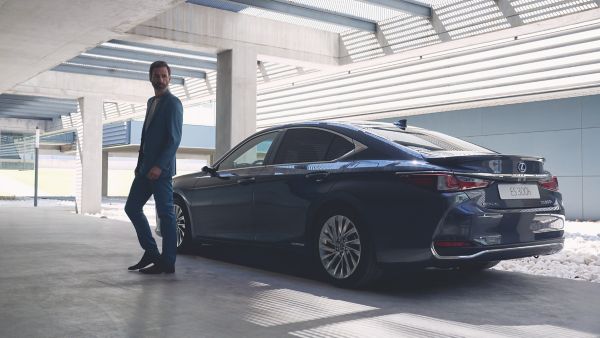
218,132,278,170
273,128,354,164
325,135,354,160
365,126,494,155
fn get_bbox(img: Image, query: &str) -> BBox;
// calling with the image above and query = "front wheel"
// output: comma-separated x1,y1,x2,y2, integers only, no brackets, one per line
314,209,381,288
174,199,193,253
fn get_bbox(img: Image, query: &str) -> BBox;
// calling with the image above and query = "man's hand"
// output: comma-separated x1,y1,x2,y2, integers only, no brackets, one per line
146,166,162,180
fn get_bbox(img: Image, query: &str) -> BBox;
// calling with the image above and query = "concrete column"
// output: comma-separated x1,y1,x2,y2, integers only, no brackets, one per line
215,48,257,160
101,151,108,197
76,96,103,214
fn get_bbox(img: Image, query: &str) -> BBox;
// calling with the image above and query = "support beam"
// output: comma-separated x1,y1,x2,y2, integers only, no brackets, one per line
129,4,340,68
356,0,431,17
495,0,524,27
0,100,77,112
191,0,377,32
431,9,451,42
375,25,394,56
0,94,78,106
85,45,217,70
108,39,217,61
215,49,257,159
53,64,185,85
76,96,103,214
10,71,154,105
66,56,207,79
0,110,60,120
0,117,46,133
0,0,187,93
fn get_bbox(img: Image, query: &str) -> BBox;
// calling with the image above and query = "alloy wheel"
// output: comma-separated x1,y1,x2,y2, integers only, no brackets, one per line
174,204,186,248
318,215,362,279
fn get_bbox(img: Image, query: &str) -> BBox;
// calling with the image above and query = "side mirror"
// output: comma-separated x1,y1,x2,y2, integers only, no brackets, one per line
202,165,217,177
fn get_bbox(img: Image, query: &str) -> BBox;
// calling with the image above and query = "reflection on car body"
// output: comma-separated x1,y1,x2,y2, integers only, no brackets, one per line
157,121,565,287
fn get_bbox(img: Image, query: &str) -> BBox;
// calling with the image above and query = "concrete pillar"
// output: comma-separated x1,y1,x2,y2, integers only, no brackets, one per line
76,96,103,214
101,151,108,197
215,48,257,160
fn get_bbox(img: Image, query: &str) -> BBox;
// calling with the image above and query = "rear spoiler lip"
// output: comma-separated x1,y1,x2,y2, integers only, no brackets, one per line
453,172,550,181
425,154,545,163
394,170,550,181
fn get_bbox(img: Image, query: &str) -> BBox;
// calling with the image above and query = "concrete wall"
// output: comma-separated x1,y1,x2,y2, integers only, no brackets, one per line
381,94,600,220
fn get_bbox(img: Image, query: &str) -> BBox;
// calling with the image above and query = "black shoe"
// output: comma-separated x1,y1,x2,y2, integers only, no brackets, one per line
139,263,175,274
128,252,159,271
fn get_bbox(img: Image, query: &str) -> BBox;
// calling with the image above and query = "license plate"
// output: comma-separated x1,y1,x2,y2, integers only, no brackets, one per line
498,184,540,200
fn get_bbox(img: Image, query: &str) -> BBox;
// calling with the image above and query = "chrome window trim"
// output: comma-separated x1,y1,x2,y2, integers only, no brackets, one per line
216,130,283,171
211,126,367,173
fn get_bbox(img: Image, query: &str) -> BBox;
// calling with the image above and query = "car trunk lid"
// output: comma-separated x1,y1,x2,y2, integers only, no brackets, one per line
425,153,558,209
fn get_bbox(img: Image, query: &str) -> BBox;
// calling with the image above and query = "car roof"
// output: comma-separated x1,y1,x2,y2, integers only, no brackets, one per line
261,120,421,134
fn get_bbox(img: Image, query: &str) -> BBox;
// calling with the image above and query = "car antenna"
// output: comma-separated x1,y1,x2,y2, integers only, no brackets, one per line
393,119,407,130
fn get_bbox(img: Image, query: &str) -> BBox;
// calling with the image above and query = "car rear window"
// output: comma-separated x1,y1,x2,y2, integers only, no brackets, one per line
365,126,494,155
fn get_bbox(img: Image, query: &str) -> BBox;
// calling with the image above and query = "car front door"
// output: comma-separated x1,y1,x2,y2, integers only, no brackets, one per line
189,131,280,240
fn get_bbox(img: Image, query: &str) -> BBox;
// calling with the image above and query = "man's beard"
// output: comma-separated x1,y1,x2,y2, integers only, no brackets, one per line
152,81,167,91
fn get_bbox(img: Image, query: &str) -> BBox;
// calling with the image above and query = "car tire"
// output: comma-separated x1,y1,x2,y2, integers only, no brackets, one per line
457,260,500,271
174,198,193,254
313,208,381,288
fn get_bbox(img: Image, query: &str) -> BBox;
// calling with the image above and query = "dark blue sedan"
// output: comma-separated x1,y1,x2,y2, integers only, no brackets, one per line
158,121,565,287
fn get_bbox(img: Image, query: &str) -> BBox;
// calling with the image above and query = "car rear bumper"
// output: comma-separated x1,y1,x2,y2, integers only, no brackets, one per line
373,191,566,264
430,238,564,261
376,236,564,265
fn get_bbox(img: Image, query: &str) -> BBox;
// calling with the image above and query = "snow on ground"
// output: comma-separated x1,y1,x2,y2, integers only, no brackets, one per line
494,221,600,283
1,198,599,283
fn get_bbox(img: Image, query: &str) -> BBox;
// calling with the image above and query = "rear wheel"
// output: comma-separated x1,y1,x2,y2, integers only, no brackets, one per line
174,199,193,253
313,209,381,288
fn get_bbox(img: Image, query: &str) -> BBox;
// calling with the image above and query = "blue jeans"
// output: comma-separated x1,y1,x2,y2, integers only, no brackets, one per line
124,175,176,268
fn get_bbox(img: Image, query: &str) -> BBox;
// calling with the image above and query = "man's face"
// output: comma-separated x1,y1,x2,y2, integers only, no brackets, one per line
150,66,170,92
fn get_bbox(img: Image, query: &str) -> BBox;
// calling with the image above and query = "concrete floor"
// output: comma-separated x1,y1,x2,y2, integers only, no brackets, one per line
1,207,599,338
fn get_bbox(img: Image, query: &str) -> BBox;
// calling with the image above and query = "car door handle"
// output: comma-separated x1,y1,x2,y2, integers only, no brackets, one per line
305,172,329,182
237,177,256,185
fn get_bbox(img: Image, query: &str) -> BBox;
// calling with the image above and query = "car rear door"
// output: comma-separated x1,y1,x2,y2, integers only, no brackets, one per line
252,127,355,244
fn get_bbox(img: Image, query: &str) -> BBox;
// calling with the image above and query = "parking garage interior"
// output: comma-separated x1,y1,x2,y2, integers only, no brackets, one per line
1,0,599,337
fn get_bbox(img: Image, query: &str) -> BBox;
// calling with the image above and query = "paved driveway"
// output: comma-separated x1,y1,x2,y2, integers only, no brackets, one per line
1,207,598,337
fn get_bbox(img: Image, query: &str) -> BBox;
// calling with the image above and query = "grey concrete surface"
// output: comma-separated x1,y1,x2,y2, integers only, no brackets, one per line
1,207,599,338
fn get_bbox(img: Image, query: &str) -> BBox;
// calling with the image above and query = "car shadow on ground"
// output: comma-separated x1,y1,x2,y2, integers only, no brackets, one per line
179,243,600,337
182,243,500,292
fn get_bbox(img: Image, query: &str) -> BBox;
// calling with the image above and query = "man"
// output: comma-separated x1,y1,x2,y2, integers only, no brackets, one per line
125,61,183,274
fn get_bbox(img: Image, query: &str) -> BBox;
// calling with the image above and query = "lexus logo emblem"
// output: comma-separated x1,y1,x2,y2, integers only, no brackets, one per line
517,162,527,173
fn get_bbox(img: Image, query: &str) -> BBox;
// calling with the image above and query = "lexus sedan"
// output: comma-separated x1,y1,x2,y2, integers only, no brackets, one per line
157,120,565,287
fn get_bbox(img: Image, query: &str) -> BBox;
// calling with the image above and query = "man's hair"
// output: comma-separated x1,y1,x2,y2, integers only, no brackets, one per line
149,61,171,80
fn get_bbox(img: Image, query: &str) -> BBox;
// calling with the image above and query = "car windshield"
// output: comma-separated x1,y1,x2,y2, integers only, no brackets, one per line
364,125,495,156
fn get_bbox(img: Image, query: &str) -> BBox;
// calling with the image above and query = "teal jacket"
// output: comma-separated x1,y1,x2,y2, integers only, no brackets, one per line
135,91,183,178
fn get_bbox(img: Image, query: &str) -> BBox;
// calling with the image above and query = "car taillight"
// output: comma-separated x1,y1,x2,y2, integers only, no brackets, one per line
404,174,490,192
439,175,490,191
539,176,559,191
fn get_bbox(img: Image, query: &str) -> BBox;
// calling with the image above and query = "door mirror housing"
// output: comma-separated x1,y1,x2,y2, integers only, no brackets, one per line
202,165,217,177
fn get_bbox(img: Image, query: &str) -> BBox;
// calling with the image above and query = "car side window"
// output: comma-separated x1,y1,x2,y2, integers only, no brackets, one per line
218,132,278,170
273,128,354,164
325,135,354,161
